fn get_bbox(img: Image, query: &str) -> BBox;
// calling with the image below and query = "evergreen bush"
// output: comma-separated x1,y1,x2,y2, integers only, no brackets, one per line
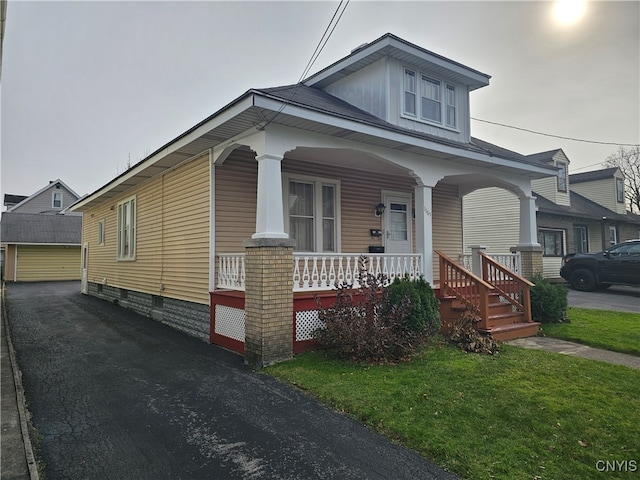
530,274,569,323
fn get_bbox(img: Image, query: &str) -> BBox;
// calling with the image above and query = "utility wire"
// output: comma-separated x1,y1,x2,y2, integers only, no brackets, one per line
471,117,640,147
262,0,350,128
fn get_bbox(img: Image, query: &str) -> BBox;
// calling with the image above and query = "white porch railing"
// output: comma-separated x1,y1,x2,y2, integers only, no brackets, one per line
216,253,423,292
459,252,522,276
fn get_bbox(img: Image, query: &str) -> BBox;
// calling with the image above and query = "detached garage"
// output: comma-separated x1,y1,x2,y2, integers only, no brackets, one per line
1,213,82,282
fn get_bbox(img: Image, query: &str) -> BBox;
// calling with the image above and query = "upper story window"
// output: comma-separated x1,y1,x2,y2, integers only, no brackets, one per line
616,178,624,203
117,196,136,260
403,67,457,129
286,175,339,253
557,163,568,192
52,191,63,208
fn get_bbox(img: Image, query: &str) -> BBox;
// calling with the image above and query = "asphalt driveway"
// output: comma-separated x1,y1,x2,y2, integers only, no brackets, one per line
5,282,456,480
567,285,640,313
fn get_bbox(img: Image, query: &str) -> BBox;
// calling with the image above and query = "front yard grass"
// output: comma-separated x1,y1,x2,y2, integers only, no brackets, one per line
266,341,639,480
542,307,640,356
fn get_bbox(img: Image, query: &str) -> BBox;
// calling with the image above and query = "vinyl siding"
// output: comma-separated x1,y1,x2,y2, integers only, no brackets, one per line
463,188,519,253
11,184,79,214
432,183,463,280
82,153,210,304
15,245,81,281
571,178,627,214
5,244,16,281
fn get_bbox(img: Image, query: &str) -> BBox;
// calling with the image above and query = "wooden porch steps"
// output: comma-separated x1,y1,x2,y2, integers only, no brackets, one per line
438,292,540,342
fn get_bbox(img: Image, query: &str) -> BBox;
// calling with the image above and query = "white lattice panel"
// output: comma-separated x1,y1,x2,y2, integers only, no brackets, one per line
296,310,325,341
215,305,245,342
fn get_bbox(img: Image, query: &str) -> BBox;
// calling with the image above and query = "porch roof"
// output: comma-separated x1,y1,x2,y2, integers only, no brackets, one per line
72,84,558,212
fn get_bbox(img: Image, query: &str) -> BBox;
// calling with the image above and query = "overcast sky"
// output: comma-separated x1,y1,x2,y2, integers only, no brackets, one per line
1,1,638,207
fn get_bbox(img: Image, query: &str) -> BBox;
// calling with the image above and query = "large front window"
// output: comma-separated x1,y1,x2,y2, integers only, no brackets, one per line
538,229,565,257
286,176,339,252
117,196,136,260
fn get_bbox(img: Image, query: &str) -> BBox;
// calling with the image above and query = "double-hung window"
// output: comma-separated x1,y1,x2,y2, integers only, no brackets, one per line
403,67,457,129
117,196,136,260
98,220,105,246
52,192,63,208
286,176,339,252
557,163,568,192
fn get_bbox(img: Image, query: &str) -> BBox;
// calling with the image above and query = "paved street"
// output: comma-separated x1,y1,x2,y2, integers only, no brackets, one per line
5,282,456,480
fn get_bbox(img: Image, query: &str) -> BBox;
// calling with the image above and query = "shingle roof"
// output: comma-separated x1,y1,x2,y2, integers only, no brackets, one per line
525,150,563,163
569,167,620,184
255,85,554,168
0,213,82,244
534,191,639,224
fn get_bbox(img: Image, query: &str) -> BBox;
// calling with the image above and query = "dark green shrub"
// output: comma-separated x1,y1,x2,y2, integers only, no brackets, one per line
384,276,440,334
313,257,438,363
529,274,569,323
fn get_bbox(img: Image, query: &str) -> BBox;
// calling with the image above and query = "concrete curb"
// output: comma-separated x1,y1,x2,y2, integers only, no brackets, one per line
2,283,40,480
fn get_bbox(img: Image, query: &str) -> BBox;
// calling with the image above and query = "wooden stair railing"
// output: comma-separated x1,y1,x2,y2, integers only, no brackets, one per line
435,250,494,330
479,251,535,323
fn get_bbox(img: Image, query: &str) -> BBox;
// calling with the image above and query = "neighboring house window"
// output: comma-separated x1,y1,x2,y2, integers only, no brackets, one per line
616,178,624,203
117,196,136,260
98,220,105,245
557,163,568,192
402,67,457,129
573,225,588,253
403,69,417,116
609,225,618,245
52,191,63,208
538,229,565,256
286,176,339,253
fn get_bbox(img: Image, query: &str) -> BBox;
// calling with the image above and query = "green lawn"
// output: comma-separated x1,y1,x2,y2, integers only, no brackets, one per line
542,307,640,356
266,341,640,480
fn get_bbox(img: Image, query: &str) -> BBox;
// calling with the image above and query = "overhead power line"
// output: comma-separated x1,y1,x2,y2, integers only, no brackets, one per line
471,117,640,147
263,0,350,127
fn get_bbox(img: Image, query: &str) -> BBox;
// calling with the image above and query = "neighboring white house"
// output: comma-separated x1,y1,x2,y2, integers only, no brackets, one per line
463,159,640,278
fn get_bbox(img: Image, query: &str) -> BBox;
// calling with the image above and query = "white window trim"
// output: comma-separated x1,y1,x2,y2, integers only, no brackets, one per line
616,178,624,204
557,162,568,192
117,195,136,261
283,173,341,253
609,225,618,245
402,66,460,132
98,220,105,246
52,191,63,208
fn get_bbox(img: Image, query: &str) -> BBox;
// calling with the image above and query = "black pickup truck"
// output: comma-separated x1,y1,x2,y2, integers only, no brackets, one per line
560,239,640,291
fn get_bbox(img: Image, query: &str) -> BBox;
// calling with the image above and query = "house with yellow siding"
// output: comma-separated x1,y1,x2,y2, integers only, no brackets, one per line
71,33,561,366
2,180,82,282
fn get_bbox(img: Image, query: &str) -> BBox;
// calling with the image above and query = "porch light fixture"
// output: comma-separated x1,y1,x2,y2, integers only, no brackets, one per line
375,203,386,217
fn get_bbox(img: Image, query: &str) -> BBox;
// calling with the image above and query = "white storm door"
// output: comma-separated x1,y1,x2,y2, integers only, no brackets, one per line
384,193,412,254
81,243,88,294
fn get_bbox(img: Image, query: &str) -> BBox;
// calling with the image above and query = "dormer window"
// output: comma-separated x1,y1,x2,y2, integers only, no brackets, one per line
557,163,568,192
403,67,457,129
616,178,624,203
52,191,63,208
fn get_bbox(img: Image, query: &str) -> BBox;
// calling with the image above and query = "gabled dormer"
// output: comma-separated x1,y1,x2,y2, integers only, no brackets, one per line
569,167,627,215
527,149,571,206
6,179,81,215
303,33,490,144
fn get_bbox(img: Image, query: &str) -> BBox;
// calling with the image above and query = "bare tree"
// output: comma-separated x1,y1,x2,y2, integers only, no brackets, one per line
604,146,640,214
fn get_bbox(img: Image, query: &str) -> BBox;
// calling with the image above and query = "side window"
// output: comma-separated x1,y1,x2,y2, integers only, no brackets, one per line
98,220,105,246
52,191,63,208
616,178,624,203
557,163,568,192
117,196,136,260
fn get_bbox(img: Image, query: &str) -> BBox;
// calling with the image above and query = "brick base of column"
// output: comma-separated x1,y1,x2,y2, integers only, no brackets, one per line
242,238,295,368
511,245,543,279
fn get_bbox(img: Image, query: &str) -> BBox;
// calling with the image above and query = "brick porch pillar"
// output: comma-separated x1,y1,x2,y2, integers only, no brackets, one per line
243,238,295,368
511,245,543,279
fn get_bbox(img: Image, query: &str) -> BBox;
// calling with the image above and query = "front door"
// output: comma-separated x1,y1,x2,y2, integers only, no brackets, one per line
81,243,88,294
384,193,412,254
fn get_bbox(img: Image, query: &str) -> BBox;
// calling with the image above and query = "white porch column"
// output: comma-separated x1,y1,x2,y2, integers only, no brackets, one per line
518,195,540,247
470,245,487,279
414,185,433,284
252,153,288,239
